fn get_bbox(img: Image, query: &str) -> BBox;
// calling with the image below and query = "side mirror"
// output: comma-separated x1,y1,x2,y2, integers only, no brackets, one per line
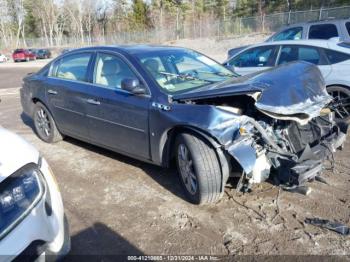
224,63,235,72
121,78,146,95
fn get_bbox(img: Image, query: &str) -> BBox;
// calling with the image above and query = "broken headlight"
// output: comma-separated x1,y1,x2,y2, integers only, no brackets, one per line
0,163,45,239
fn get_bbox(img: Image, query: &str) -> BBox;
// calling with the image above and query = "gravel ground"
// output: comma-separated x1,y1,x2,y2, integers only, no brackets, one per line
0,42,349,259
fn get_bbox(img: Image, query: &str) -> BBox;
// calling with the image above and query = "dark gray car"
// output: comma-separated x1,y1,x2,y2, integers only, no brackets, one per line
20,45,347,204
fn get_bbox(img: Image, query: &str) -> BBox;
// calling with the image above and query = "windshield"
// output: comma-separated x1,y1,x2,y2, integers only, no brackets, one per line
135,49,236,93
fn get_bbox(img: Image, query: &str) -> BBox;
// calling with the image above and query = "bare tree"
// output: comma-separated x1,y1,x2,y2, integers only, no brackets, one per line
7,0,26,47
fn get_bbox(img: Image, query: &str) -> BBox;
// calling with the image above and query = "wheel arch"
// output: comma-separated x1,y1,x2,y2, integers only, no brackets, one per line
159,125,230,194
326,84,350,89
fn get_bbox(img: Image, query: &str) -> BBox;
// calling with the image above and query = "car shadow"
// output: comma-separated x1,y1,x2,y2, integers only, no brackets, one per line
20,112,188,202
64,222,143,261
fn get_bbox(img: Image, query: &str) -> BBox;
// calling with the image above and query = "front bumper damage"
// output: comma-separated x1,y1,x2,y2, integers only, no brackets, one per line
226,116,348,190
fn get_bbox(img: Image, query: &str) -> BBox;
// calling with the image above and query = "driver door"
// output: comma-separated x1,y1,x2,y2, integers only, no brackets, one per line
86,52,151,159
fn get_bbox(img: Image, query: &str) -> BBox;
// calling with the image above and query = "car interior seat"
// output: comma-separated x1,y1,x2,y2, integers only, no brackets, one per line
99,59,122,87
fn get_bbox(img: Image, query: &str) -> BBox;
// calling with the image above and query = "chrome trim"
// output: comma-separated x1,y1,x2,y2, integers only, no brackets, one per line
86,99,101,105
86,114,145,133
54,105,84,116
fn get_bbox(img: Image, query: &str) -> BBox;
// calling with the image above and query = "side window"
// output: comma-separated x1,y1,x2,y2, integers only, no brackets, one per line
346,22,350,36
229,46,277,67
308,24,338,39
298,47,320,64
278,45,320,65
324,49,350,64
272,27,303,41
52,53,92,82
94,53,138,89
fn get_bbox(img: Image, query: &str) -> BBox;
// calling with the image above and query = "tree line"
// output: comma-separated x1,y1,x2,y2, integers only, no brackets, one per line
0,0,349,48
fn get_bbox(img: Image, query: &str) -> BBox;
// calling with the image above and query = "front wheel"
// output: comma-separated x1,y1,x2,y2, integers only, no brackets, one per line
327,85,350,122
175,132,222,204
33,102,63,143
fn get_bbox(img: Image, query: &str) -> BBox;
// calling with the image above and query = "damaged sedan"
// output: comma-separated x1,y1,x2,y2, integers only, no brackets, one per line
20,46,347,204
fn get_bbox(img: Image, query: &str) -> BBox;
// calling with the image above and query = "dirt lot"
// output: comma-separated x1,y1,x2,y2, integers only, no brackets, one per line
0,50,350,259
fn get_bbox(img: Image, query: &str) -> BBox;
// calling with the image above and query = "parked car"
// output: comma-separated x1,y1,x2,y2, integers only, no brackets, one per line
61,48,73,54
20,46,347,204
34,49,52,59
223,40,350,121
12,49,36,62
0,54,9,63
227,18,350,59
0,127,70,259
267,18,350,42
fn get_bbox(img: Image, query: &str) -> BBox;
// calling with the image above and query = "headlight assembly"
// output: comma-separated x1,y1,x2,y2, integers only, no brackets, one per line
0,163,45,240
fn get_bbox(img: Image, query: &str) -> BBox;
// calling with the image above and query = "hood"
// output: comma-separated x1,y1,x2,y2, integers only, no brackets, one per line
172,62,332,124
0,127,39,183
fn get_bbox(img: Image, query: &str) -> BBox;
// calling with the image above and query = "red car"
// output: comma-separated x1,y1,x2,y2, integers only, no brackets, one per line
12,49,36,62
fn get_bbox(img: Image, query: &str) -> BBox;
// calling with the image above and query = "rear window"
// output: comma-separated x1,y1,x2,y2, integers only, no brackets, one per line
324,49,350,64
14,49,24,54
278,45,322,65
51,53,92,82
308,24,338,39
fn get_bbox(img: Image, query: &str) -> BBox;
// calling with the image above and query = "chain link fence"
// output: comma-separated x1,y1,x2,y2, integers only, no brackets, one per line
3,5,350,49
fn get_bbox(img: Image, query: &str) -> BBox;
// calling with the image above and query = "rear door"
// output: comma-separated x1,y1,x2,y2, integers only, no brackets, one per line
226,45,279,76
86,51,150,159
277,45,332,79
46,52,94,139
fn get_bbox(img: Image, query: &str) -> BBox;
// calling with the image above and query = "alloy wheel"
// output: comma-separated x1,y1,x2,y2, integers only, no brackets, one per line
35,108,51,138
329,90,350,119
177,144,198,195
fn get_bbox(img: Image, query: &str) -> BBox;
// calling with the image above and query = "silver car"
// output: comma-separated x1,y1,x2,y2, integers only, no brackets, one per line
227,19,350,59
224,40,350,121
266,19,350,42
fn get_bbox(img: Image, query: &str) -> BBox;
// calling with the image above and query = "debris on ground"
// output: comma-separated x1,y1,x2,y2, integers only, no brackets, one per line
282,185,312,195
305,218,350,236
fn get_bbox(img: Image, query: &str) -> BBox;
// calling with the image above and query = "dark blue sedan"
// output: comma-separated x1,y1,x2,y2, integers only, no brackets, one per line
20,45,347,204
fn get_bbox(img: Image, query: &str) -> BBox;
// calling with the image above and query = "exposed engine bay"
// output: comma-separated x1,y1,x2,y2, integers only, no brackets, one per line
177,91,348,192
171,61,348,193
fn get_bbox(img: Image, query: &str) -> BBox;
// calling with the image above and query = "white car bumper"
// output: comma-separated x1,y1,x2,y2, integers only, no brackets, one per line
0,158,70,261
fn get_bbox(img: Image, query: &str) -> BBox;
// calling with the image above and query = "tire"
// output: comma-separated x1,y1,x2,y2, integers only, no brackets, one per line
327,85,350,123
33,102,63,143
175,132,222,204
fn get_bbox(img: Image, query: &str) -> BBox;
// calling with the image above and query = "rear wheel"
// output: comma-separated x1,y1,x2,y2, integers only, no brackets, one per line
175,132,222,204
327,85,350,122
33,102,63,143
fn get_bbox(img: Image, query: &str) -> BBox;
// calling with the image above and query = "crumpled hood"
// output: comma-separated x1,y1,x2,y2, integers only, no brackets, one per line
172,61,332,124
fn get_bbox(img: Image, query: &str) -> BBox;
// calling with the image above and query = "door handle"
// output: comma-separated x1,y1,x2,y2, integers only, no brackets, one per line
48,89,58,95
86,98,101,105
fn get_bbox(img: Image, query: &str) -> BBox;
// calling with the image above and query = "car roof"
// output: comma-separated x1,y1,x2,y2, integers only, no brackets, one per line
69,45,189,56
245,39,350,50
282,18,350,28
